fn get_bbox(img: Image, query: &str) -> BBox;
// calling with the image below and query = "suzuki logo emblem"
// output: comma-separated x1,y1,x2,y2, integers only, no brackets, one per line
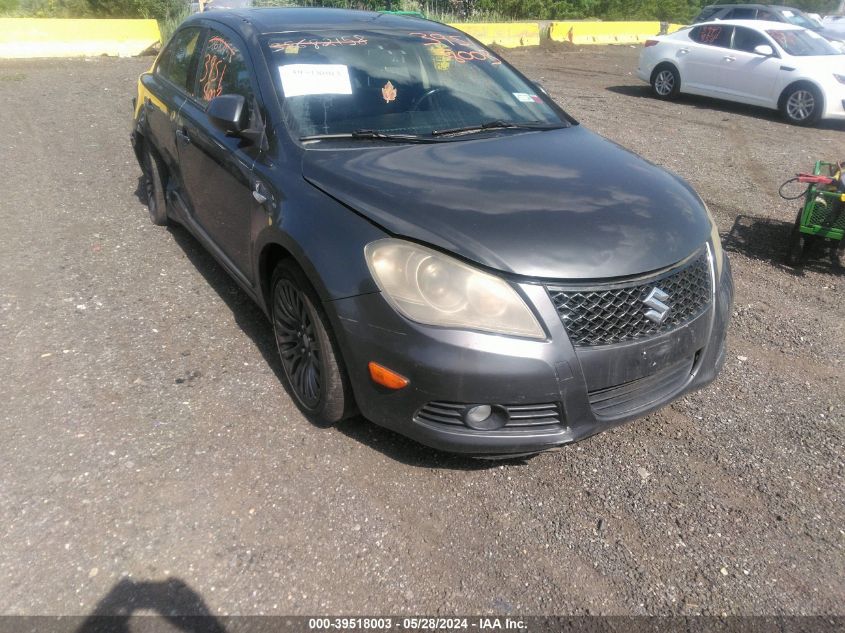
643,287,671,324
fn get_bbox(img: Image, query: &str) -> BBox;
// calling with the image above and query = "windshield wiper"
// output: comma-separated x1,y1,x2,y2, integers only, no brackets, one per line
300,129,436,143
431,119,568,137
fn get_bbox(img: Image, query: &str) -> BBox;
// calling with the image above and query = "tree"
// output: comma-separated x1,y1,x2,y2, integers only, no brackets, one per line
86,0,186,19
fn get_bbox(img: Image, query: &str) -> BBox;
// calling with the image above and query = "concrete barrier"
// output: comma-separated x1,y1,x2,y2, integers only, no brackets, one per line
549,21,684,45
0,18,161,58
0,18,685,58
448,22,541,48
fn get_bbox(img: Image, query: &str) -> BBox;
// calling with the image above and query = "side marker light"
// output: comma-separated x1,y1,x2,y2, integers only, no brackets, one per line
368,362,409,390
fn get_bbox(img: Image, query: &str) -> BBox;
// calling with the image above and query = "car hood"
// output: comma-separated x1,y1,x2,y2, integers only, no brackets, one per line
302,127,712,280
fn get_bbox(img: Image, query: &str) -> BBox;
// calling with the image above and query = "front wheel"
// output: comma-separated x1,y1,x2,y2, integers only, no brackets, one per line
271,262,354,426
780,84,823,126
651,65,680,100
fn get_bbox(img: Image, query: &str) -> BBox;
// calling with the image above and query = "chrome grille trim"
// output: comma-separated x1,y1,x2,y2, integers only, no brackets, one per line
547,250,712,347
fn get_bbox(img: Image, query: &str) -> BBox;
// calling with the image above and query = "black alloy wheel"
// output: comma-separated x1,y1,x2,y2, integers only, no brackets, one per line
271,262,352,425
143,145,169,226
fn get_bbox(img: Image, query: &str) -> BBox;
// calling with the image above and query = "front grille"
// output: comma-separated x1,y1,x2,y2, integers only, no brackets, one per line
547,251,712,347
588,355,695,418
415,401,562,429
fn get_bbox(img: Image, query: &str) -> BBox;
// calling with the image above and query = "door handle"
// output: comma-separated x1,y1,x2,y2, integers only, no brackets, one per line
723,56,736,62
252,181,270,206
175,127,191,144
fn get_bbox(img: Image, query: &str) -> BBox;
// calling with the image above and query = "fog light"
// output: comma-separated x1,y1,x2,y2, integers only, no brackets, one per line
465,405,492,424
463,404,508,430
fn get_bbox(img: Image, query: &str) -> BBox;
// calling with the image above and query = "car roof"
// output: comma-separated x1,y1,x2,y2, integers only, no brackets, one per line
701,4,802,10
184,7,438,35
695,18,804,30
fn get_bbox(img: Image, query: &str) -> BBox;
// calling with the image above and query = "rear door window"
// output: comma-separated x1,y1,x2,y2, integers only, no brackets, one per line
156,27,203,93
690,24,734,47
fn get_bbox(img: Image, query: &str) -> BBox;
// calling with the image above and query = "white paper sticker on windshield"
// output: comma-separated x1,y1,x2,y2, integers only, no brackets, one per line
513,92,534,102
279,64,352,97
782,10,794,17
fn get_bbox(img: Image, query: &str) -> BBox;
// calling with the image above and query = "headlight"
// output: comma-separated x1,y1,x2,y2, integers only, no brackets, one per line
700,198,723,280
365,238,544,339
834,73,845,84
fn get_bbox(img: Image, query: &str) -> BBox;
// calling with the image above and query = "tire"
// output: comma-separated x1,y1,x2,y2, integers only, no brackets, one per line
142,145,170,226
271,261,353,427
651,64,680,100
785,207,808,266
780,83,823,126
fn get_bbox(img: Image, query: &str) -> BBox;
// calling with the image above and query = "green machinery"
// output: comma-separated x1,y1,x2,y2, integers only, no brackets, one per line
782,161,845,267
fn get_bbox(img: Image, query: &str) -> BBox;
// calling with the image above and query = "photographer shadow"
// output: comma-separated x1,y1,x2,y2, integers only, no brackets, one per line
76,577,227,633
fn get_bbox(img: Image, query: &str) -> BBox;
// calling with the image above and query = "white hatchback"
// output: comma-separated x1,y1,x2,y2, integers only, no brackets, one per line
637,20,845,125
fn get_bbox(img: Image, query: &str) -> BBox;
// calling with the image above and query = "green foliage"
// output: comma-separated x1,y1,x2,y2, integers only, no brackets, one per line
709,0,839,12
3,0,187,18
6,0,841,29
0,0,20,13
158,0,189,41
16,0,91,16
252,0,705,21
596,0,701,21
86,0,186,20
411,0,704,20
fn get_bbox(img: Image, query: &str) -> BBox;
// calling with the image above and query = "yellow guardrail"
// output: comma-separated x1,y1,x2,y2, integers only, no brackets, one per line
0,18,684,58
448,22,541,48
549,21,685,45
0,18,161,58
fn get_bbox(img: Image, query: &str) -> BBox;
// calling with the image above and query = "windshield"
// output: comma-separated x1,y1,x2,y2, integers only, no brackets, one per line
767,28,841,55
263,30,565,139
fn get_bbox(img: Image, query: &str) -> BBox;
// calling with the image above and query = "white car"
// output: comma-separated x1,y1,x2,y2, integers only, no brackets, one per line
637,20,845,125
823,15,845,35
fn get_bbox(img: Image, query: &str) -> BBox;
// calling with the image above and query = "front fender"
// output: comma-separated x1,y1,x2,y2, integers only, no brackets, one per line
253,177,385,314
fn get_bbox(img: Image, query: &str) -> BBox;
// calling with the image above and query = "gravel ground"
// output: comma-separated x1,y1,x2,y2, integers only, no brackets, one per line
0,46,842,619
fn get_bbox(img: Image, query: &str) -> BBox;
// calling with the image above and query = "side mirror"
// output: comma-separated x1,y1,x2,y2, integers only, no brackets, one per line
754,44,775,56
207,94,247,135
